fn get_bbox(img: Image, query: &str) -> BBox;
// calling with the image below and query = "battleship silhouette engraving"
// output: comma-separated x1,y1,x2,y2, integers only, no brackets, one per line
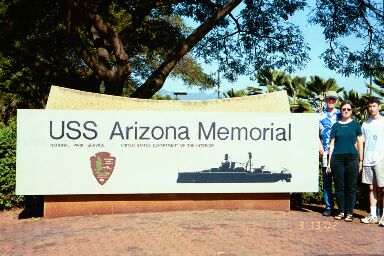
177,153,292,183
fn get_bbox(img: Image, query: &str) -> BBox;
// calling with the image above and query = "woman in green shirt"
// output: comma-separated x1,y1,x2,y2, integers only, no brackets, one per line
327,100,363,222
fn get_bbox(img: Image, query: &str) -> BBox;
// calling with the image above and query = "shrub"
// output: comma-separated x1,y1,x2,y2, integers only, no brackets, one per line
0,121,24,210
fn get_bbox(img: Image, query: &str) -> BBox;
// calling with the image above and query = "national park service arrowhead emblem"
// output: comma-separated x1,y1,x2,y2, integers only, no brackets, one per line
90,152,116,185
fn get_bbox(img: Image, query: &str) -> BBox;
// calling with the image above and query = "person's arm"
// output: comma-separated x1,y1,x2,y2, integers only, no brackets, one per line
319,139,324,156
327,138,334,174
357,121,364,172
327,123,337,173
319,116,324,156
357,135,363,172
361,122,366,163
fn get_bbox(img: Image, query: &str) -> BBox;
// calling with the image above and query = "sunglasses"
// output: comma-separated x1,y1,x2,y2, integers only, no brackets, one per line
342,108,352,112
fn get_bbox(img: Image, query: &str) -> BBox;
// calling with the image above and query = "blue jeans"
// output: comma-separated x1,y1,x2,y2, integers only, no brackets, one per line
331,154,359,215
322,167,334,210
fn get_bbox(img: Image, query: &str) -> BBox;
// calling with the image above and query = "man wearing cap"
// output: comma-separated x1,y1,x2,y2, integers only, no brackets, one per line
319,91,342,216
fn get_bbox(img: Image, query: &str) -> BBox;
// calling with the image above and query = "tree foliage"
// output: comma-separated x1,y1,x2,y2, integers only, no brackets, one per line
252,69,341,112
367,70,384,97
223,88,246,98
251,68,384,122
300,76,344,111
0,0,218,114
255,69,291,92
340,89,370,122
0,0,383,122
310,0,384,77
0,0,311,110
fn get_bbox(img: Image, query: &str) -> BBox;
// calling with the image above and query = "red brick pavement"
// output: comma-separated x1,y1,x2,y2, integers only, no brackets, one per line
1,207,383,256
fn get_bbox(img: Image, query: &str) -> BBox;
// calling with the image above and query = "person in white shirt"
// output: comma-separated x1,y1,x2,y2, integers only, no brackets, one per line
360,97,384,226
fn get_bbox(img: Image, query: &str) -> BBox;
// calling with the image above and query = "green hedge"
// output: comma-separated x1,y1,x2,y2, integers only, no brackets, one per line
0,121,24,210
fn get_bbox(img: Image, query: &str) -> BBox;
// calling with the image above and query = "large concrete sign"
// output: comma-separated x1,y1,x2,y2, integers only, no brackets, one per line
16,110,318,195
17,86,309,217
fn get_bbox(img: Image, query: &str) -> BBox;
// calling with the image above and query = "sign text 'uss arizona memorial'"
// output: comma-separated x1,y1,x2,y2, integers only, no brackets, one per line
48,119,293,142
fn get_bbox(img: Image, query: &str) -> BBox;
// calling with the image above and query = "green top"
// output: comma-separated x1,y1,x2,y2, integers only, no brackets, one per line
330,120,362,154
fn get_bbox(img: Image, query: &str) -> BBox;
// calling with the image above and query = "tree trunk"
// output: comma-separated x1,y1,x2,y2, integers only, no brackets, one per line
104,79,125,96
67,0,131,96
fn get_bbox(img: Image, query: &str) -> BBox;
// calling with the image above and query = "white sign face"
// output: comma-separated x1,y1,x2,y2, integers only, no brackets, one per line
16,110,319,195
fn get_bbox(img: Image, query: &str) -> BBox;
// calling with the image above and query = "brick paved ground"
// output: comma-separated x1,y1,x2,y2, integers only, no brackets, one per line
1,206,383,256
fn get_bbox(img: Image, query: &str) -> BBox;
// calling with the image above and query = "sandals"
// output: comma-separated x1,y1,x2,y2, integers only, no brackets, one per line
344,214,353,222
334,212,353,222
334,213,344,220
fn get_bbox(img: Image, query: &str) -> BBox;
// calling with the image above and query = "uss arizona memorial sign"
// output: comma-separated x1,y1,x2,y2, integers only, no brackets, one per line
16,110,318,195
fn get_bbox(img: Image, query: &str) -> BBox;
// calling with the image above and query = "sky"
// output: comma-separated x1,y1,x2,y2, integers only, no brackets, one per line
161,1,370,99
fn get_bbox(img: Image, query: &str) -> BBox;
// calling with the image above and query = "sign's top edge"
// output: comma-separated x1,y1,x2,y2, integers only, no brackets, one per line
16,109,317,115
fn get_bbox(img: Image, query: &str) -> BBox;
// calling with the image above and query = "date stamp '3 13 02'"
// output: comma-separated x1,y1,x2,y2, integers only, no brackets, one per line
299,221,338,231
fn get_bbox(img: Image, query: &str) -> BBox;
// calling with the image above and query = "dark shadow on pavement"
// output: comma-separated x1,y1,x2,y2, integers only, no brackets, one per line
18,196,44,219
290,203,322,213
291,203,366,219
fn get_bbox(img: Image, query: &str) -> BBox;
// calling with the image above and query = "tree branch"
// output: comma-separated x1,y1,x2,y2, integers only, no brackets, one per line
229,13,241,32
67,0,111,78
87,5,128,63
67,0,133,96
131,0,242,98
122,0,195,37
